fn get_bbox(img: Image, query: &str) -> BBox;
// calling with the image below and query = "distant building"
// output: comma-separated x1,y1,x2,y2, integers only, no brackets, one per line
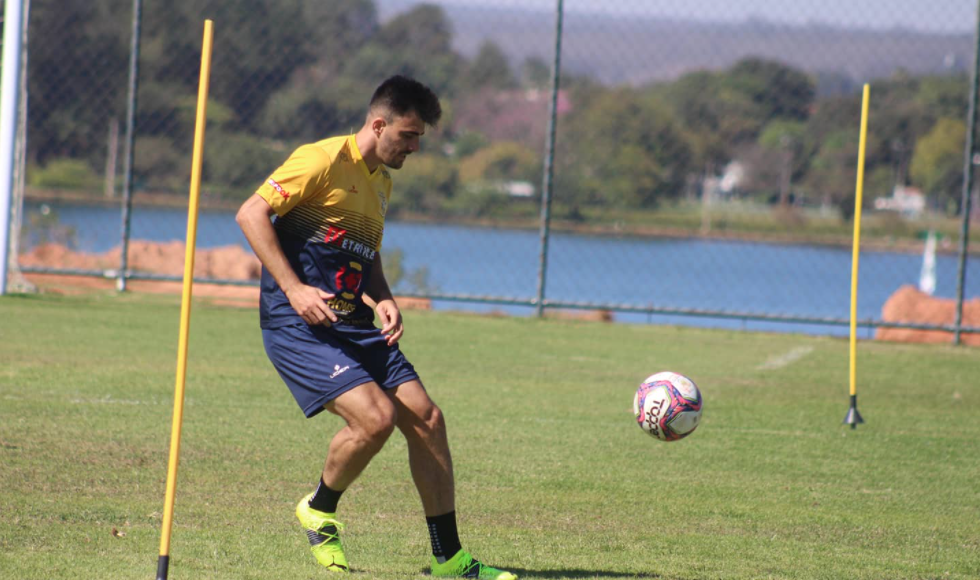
502,180,535,198
719,161,745,195
465,180,536,198
874,185,925,218
702,161,745,200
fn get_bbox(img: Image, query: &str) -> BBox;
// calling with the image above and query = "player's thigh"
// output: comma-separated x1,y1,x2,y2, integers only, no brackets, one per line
327,380,397,435
387,379,443,429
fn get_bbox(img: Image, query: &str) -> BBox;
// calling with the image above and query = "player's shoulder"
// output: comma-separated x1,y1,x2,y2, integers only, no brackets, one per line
308,135,356,166
286,136,349,173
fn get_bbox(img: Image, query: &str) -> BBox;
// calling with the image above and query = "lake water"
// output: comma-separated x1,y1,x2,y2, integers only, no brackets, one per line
20,200,980,337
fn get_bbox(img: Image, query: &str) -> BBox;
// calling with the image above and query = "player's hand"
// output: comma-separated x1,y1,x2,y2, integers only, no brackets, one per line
375,299,403,346
284,284,337,327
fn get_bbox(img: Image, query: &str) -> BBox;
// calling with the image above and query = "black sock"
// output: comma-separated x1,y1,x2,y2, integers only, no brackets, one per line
426,511,462,562
308,478,344,513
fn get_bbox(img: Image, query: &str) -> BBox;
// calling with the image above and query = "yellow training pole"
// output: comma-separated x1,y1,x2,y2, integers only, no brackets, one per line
157,19,213,580
844,83,870,430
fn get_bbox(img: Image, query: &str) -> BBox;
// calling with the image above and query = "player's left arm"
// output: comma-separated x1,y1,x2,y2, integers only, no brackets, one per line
365,252,403,346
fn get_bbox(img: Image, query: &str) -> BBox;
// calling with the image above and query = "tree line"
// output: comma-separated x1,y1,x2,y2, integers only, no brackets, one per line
26,0,970,220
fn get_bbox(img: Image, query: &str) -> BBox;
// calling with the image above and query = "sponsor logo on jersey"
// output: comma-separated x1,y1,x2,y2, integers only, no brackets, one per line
335,261,363,300
267,178,289,199
324,226,346,245
340,238,377,260
378,191,388,217
349,185,358,194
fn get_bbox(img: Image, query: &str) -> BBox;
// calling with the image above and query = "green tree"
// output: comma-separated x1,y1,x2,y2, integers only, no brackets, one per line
139,0,355,131
520,57,552,90
661,71,748,169
27,159,102,190
452,131,490,159
204,132,287,198
561,89,693,210
726,58,815,122
294,0,378,59
915,75,969,122
662,59,815,173
27,1,129,164
388,153,458,216
132,136,187,192
740,120,808,203
26,0,380,195
662,70,765,171
910,118,966,212
802,129,860,220
347,4,463,97
460,42,517,92
458,141,539,185
259,80,368,142
804,95,862,148
865,72,934,184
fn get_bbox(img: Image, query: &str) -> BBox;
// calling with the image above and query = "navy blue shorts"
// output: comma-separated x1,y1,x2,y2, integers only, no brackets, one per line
262,323,419,418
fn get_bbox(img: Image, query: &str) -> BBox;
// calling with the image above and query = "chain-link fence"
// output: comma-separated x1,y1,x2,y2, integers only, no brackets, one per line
8,0,980,340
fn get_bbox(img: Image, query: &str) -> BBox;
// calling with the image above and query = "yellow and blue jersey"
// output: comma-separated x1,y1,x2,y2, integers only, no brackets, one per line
256,134,392,329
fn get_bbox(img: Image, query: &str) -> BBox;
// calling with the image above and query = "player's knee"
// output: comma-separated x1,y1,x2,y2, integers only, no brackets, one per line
359,405,397,447
419,402,446,436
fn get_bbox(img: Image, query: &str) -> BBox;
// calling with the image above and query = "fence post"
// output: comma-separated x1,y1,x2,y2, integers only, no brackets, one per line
535,0,565,317
118,0,144,292
0,0,26,296
954,0,980,345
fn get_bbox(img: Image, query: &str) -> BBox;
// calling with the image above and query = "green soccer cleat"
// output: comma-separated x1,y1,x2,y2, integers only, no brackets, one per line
295,493,349,572
430,550,518,580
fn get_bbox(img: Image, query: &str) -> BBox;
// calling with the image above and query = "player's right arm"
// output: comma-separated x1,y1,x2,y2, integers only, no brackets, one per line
236,193,338,327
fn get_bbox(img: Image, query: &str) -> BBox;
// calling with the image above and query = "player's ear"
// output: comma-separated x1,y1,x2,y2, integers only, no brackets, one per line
372,117,386,137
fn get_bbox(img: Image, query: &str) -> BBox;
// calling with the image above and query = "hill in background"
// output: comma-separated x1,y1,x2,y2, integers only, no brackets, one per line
379,0,972,90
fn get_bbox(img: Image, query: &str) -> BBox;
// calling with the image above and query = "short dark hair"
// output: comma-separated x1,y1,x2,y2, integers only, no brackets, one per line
369,75,442,127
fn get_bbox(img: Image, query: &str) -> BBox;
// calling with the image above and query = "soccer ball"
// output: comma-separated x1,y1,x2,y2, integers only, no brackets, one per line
633,371,703,441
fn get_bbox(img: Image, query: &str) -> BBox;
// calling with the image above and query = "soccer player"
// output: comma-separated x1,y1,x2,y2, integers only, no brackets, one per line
236,76,517,580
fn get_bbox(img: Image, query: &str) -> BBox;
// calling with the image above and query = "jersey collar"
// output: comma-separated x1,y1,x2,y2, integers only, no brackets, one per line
349,133,384,180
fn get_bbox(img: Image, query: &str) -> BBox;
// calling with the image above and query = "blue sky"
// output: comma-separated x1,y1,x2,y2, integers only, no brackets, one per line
381,0,977,33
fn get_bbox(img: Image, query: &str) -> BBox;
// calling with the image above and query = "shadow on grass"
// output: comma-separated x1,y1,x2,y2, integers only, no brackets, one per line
413,567,685,579
506,569,668,579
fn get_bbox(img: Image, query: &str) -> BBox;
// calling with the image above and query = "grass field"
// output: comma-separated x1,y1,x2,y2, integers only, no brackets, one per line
1,292,978,580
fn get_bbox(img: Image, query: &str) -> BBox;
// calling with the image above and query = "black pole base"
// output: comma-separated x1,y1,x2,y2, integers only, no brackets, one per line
156,555,170,580
843,394,864,429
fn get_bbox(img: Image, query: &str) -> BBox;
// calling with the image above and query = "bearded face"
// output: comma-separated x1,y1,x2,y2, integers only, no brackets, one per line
376,111,425,169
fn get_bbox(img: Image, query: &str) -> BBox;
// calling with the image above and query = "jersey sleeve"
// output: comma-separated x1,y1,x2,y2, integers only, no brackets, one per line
256,144,331,216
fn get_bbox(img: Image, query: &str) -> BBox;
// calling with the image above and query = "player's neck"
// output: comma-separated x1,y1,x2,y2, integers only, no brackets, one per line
354,128,382,173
